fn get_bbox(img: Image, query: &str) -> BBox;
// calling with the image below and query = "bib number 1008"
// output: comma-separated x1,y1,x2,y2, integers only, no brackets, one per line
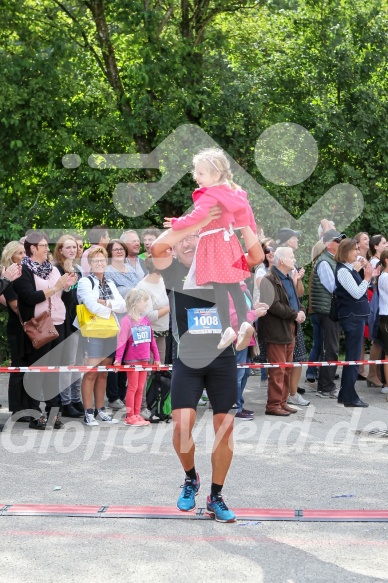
187,307,222,334
193,315,219,327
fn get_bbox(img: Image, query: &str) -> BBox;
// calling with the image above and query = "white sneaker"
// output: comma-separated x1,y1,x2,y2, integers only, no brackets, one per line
380,387,388,394
84,412,99,426
287,393,310,406
96,407,119,424
217,327,237,350
330,388,339,399
235,322,254,351
109,399,125,410
140,408,151,420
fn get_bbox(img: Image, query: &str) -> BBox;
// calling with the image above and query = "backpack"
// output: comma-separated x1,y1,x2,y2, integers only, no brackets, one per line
146,371,172,423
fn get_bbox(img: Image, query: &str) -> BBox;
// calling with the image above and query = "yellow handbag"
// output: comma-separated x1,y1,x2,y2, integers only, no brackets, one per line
76,304,119,338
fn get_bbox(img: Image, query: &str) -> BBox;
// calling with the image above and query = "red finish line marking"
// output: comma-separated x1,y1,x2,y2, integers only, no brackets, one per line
2,504,388,522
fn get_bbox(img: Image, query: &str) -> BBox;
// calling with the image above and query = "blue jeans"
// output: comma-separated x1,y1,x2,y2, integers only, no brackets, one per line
306,313,324,381
338,316,365,404
236,347,251,412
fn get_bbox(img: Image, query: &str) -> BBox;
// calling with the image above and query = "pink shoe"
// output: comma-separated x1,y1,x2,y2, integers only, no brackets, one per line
136,415,150,426
217,327,237,350
124,415,144,426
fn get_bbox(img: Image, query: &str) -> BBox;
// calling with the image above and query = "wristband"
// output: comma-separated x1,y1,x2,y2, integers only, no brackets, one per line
2,277,11,284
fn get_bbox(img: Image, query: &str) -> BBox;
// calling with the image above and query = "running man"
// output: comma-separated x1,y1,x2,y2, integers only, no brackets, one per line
152,214,263,522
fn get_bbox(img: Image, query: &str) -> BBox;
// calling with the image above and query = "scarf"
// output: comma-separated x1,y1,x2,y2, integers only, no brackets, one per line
22,256,53,280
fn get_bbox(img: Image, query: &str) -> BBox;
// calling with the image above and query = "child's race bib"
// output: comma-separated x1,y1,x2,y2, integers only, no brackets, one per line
132,325,152,345
187,307,221,334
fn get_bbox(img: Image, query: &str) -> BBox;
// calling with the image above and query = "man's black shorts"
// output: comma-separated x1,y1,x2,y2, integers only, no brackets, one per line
171,356,237,414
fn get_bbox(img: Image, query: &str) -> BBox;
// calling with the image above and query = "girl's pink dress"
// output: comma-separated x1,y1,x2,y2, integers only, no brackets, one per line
171,185,257,285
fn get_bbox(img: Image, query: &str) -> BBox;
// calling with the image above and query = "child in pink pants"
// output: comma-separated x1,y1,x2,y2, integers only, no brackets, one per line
114,289,160,426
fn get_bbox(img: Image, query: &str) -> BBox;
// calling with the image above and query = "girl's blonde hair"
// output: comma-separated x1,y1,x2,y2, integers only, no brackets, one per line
193,147,239,190
1,241,24,269
125,288,149,321
53,234,78,272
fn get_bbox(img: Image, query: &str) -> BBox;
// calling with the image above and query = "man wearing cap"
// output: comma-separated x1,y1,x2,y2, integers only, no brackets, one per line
311,229,346,398
276,228,301,248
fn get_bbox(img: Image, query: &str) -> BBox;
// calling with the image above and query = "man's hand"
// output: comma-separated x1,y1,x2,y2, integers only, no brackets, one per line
163,205,221,231
254,302,269,318
2,263,22,282
295,310,306,324
320,219,335,234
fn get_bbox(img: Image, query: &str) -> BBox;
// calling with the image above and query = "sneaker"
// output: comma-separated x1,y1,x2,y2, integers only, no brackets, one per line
135,415,150,426
84,412,99,426
109,399,125,410
287,393,310,406
217,327,237,350
242,408,254,415
304,379,317,390
140,408,151,420
297,387,306,395
316,390,331,398
235,322,254,351
206,494,236,523
235,410,254,420
96,407,119,424
177,474,200,512
330,388,340,398
124,415,145,426
380,387,388,394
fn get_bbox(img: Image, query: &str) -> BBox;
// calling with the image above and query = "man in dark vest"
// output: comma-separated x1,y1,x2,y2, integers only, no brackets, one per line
311,229,345,397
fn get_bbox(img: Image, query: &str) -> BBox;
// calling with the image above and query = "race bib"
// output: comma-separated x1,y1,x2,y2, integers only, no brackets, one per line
187,307,222,334
132,325,152,345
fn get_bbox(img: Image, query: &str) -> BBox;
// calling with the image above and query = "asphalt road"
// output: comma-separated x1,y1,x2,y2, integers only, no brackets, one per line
0,370,387,582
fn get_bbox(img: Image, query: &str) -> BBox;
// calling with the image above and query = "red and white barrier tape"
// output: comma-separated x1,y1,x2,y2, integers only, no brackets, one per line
0,360,388,373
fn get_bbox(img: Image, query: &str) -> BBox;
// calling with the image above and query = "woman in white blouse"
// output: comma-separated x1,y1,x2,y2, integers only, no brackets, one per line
136,255,169,364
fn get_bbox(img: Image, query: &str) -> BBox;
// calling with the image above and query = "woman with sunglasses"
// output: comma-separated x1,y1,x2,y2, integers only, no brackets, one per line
76,246,126,426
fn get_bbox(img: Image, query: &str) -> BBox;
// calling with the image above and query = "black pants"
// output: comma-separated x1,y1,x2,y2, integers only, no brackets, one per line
24,324,65,412
7,332,29,414
317,314,340,393
106,371,127,402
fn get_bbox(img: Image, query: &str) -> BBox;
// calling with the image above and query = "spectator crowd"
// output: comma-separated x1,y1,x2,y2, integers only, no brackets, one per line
0,219,387,429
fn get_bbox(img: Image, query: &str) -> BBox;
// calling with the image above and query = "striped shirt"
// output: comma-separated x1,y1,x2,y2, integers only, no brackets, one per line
336,263,368,299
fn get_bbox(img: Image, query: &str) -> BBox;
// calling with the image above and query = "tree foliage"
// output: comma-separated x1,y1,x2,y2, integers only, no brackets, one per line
1,0,388,357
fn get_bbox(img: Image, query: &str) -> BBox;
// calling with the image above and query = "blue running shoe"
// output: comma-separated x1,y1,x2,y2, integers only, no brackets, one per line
206,495,236,523
177,474,200,512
